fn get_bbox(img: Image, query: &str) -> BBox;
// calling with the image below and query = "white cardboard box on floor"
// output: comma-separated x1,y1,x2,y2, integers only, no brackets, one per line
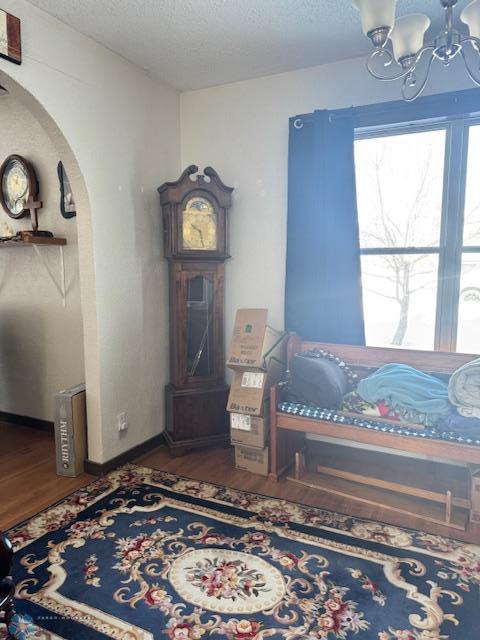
234,444,270,476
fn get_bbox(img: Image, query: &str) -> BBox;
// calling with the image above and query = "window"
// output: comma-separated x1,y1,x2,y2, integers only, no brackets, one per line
354,119,480,353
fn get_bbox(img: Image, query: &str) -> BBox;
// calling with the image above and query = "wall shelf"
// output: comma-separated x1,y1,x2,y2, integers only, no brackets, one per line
0,235,66,247
0,236,67,305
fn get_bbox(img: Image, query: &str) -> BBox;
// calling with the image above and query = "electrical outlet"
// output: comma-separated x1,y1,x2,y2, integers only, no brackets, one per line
117,412,128,432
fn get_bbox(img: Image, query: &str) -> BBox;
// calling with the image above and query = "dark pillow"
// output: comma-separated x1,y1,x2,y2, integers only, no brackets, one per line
289,354,349,409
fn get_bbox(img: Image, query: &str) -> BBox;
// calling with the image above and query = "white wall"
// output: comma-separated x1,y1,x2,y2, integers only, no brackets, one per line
0,0,471,464
0,0,180,462
0,95,84,421
180,57,472,344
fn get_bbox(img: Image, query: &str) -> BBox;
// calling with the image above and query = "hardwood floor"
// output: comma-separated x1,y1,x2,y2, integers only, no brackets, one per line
2,421,479,543
138,444,480,543
0,422,93,531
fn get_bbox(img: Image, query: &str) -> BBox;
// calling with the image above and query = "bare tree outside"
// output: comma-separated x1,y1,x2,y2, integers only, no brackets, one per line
355,130,445,349
355,126,480,353
361,143,438,345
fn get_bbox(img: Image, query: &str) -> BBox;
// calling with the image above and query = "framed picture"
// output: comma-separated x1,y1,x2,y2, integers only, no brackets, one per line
57,161,76,219
0,9,21,65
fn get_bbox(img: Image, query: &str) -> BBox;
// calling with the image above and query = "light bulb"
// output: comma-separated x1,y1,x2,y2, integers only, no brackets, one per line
390,14,431,62
461,0,480,39
352,0,397,36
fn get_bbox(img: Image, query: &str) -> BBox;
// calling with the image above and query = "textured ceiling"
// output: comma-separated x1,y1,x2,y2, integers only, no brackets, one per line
26,0,470,91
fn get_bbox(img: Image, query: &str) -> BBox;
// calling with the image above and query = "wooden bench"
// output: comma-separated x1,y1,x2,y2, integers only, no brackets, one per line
270,334,480,537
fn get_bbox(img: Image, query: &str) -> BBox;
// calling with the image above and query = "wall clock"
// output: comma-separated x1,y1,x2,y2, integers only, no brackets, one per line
0,154,42,230
158,165,233,455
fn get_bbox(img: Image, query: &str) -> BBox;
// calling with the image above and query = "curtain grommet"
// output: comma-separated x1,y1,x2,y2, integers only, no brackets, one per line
293,118,304,129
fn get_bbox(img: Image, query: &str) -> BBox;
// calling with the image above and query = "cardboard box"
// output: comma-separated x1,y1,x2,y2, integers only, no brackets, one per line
54,383,87,477
227,308,286,371
235,444,270,476
227,358,284,416
230,408,269,449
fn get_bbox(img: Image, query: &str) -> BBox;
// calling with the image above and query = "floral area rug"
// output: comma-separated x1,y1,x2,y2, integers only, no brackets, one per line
4,464,480,640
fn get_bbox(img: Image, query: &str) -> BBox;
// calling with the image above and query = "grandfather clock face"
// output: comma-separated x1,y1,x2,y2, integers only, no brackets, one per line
182,196,217,251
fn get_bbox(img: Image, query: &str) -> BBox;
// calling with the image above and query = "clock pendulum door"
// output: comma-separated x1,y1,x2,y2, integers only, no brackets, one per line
158,166,233,455
164,262,229,455
187,274,213,378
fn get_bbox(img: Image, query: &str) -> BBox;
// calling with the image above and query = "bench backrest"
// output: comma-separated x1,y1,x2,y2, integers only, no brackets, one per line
286,333,478,378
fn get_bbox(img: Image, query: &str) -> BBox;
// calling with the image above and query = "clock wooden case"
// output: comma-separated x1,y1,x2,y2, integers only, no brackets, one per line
0,154,42,230
158,165,233,455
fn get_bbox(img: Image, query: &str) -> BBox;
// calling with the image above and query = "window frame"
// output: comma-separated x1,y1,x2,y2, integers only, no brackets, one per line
355,114,480,353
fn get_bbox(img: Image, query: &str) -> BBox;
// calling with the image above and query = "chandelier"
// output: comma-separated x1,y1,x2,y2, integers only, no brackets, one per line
353,0,480,101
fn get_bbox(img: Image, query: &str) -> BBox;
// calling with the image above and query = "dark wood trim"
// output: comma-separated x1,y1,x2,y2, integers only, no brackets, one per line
85,433,165,476
0,411,53,432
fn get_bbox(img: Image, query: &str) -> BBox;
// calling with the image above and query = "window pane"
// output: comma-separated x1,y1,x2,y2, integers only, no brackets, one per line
463,125,480,247
361,254,438,350
457,254,480,353
355,129,446,248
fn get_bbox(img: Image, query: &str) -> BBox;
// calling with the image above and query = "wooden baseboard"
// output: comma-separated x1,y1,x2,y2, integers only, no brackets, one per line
84,433,165,476
0,411,54,432
164,429,230,456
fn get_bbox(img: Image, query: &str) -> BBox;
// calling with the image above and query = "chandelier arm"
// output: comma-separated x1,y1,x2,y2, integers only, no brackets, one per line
402,53,436,103
366,49,398,80
366,46,435,82
459,44,480,87
358,0,480,101
461,35,480,49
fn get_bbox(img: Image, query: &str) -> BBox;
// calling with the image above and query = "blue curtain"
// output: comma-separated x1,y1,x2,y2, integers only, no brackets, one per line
285,109,365,344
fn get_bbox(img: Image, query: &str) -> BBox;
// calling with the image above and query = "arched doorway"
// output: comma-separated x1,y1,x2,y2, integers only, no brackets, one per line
0,70,102,519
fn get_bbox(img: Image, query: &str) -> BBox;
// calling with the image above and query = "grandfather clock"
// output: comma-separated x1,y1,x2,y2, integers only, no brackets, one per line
158,166,233,455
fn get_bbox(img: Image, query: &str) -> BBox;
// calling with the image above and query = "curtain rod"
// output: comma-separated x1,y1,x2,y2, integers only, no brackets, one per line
292,87,480,129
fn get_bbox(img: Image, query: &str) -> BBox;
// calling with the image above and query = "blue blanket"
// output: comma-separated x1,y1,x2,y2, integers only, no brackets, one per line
357,363,452,426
